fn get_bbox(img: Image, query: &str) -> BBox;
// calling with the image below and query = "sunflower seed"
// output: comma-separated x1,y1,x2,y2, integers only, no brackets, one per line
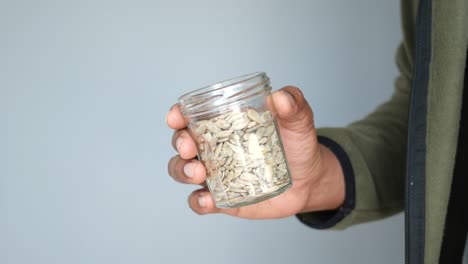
192,108,291,207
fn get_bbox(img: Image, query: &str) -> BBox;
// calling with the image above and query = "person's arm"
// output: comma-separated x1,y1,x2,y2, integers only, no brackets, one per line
298,0,418,229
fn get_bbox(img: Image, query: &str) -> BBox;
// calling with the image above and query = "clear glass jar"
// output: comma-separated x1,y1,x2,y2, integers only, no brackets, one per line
179,72,292,208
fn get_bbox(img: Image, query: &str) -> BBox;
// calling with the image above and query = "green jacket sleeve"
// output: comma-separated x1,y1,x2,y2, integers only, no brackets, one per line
298,0,418,229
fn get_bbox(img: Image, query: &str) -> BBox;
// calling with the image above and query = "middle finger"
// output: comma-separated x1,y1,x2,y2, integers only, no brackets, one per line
168,155,207,184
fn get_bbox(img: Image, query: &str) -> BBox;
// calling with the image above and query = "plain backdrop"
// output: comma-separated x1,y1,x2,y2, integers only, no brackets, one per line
1,0,404,263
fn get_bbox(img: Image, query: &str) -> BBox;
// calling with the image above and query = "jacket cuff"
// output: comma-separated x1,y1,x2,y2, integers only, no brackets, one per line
296,136,356,229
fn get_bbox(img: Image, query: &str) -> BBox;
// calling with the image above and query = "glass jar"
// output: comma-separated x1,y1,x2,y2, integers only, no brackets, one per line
178,72,292,208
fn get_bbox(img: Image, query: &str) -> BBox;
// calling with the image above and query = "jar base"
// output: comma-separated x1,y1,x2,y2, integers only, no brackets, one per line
214,180,292,208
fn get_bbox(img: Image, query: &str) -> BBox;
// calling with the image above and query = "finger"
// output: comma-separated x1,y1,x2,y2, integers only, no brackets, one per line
171,129,198,159
272,86,315,133
188,189,241,216
167,156,207,184
166,104,187,130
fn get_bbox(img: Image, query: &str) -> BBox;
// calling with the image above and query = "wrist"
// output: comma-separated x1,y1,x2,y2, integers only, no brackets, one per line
300,143,345,213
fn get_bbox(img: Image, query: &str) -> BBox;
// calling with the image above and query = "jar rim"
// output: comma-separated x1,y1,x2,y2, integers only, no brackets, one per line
178,72,266,102
178,72,271,119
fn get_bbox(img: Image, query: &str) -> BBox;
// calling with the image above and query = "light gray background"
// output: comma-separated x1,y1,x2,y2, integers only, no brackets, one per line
1,0,404,263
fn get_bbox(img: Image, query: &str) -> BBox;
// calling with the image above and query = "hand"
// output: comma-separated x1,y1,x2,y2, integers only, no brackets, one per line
167,86,345,219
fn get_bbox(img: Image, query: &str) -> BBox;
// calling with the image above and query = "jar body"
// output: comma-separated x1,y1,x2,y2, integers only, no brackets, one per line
179,73,292,208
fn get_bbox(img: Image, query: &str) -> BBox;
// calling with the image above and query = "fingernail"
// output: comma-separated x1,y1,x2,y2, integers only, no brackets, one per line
183,162,195,178
176,137,183,152
281,90,295,106
198,193,207,208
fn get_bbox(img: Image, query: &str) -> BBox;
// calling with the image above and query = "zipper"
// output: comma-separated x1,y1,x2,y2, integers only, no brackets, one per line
405,0,432,263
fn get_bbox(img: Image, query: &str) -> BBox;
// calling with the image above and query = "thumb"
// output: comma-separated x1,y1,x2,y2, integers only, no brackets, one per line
271,86,320,182
272,86,315,134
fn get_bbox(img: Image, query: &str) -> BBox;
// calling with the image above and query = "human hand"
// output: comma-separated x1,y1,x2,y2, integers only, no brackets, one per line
167,86,345,219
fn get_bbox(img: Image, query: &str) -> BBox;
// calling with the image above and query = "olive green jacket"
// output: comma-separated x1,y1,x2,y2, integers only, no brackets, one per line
298,0,468,263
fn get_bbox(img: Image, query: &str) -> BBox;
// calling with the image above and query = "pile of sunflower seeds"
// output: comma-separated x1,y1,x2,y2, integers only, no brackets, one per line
193,109,291,207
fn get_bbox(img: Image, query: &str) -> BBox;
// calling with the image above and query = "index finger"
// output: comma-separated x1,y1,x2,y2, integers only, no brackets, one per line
166,104,187,129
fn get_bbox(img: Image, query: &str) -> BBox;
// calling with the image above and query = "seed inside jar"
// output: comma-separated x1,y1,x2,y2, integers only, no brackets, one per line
193,108,291,207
